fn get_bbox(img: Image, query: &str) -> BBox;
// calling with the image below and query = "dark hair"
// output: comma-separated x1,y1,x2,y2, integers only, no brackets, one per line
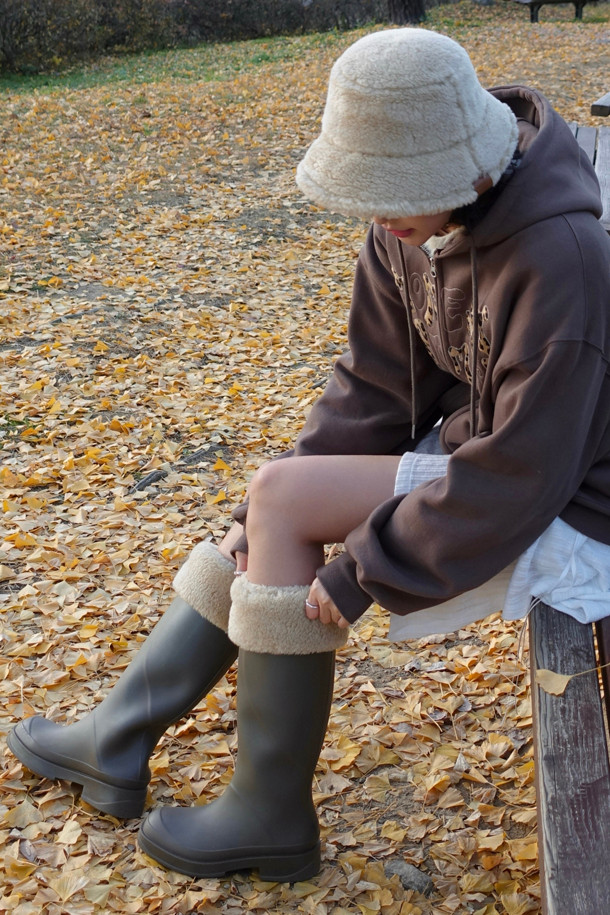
451,148,522,231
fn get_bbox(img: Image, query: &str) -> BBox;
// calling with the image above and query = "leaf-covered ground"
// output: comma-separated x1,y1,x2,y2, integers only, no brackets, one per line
1,3,609,913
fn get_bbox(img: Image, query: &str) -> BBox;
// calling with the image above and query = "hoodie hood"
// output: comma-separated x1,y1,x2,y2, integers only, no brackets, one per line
379,86,605,440
469,86,603,247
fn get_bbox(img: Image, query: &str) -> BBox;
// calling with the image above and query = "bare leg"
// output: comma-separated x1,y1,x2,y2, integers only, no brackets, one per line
137,455,400,876
244,455,401,586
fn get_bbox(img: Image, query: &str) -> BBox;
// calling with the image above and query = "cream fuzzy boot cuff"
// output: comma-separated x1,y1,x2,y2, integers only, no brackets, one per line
173,541,235,632
228,575,348,655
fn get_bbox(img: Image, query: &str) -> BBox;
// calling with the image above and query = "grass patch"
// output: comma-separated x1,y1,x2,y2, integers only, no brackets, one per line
0,415,28,427
1,3,608,96
0,29,350,94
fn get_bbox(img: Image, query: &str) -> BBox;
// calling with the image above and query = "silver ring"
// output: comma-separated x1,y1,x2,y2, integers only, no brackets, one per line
234,570,245,576
305,600,319,610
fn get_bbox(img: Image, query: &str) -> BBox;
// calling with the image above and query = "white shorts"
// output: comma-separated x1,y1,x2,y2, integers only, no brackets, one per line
388,434,610,641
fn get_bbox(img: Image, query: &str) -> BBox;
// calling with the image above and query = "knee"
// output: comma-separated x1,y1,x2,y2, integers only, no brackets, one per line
247,457,311,539
248,459,293,520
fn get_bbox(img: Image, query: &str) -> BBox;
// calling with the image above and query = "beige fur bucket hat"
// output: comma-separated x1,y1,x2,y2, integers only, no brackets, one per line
296,28,519,220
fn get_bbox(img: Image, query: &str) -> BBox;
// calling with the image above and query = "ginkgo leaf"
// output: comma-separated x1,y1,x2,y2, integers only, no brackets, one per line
56,819,83,846
535,668,573,696
0,564,15,581
0,5,606,915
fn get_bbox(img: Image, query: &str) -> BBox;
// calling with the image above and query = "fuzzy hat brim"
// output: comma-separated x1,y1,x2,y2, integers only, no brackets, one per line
296,28,519,220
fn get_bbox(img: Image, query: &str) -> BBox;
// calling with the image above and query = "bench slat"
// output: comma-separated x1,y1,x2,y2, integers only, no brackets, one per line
569,123,610,233
529,602,610,915
595,126,610,232
573,123,597,164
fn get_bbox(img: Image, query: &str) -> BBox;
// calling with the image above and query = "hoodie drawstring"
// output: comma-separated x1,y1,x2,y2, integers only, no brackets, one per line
469,241,479,438
398,243,419,440
397,238,480,442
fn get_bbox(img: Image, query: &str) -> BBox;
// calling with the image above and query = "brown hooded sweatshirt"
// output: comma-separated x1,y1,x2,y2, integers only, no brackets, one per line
231,86,610,622
273,85,610,624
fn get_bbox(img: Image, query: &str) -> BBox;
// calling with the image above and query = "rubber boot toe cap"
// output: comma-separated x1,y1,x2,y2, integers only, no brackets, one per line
138,802,320,882
8,717,77,780
8,717,148,819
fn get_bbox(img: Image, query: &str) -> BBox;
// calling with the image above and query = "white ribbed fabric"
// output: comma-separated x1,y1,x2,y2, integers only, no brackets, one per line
388,445,610,640
393,450,449,493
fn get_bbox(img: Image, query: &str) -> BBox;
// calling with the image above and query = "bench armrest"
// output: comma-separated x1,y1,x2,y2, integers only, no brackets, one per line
592,92,610,117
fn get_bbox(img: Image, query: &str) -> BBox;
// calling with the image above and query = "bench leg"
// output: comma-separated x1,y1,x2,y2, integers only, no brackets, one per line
530,4,540,22
574,3,584,18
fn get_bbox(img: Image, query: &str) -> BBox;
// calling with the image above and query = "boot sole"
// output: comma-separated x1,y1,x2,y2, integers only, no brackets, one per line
138,821,321,882
7,727,147,819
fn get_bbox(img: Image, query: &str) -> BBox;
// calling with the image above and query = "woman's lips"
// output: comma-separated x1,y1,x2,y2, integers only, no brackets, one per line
387,228,414,238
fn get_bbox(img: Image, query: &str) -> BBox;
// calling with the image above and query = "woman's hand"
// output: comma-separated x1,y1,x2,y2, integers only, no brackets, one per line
305,577,350,629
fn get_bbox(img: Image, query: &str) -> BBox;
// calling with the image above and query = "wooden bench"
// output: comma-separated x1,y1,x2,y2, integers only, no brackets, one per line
530,607,610,914
568,119,610,232
529,100,610,915
591,92,610,118
509,0,587,23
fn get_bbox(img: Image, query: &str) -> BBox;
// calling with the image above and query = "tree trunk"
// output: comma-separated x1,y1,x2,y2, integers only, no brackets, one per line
388,0,426,24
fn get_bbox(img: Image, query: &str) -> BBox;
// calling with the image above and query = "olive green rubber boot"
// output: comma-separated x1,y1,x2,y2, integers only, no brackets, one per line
8,543,238,819
138,575,347,880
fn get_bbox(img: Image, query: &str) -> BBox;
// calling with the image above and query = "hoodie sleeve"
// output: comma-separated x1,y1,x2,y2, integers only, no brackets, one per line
230,225,462,552
293,225,459,457
318,336,610,623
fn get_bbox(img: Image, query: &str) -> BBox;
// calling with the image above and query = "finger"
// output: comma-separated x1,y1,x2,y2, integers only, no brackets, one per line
306,578,323,618
317,602,333,625
307,579,348,628
328,605,345,627
235,551,248,574
305,596,320,620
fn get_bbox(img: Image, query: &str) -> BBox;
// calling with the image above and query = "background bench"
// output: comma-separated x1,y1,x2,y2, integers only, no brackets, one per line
591,91,610,118
529,95,610,915
509,0,587,23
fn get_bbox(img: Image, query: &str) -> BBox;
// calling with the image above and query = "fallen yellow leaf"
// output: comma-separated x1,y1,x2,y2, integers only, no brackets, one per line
0,564,15,582
535,668,573,695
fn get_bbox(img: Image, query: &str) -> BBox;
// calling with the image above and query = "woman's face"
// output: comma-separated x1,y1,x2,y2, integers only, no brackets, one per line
373,211,453,246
